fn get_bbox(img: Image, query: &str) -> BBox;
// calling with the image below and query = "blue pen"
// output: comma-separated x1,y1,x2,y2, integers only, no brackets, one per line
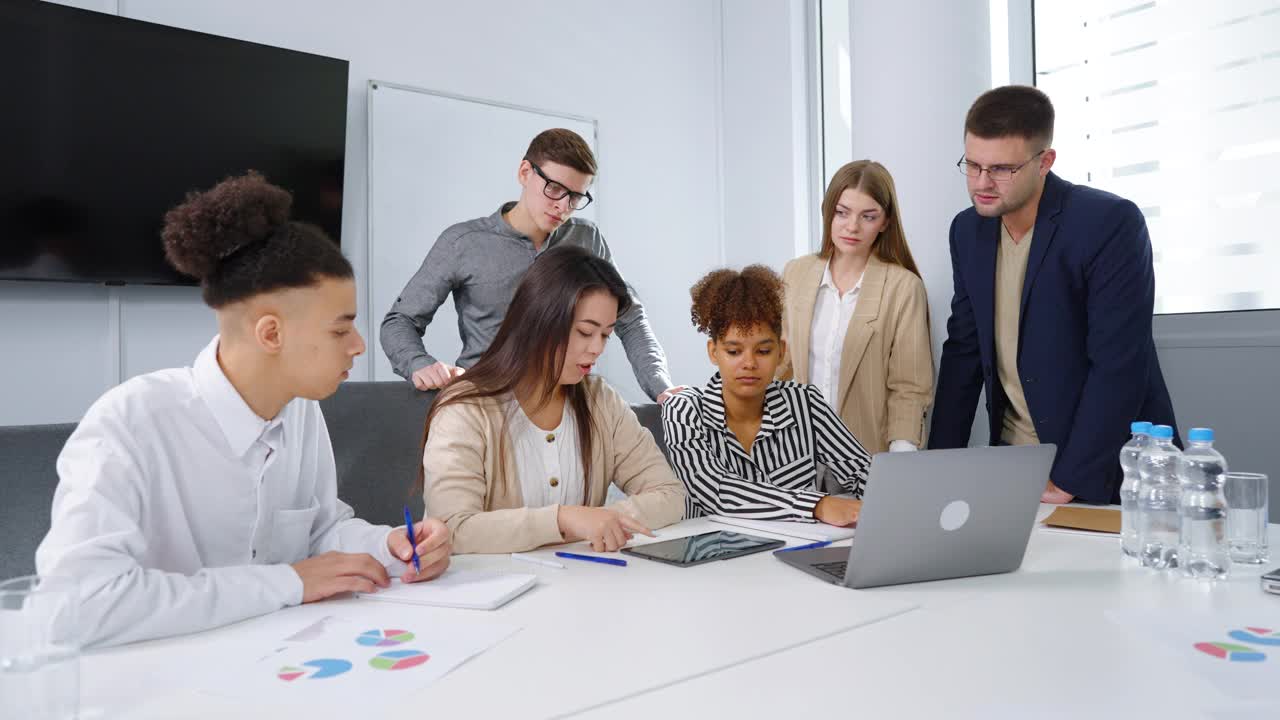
555,551,627,567
776,540,833,553
403,505,421,574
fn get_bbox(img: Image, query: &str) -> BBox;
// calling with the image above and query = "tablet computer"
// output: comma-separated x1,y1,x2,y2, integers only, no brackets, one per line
620,530,785,568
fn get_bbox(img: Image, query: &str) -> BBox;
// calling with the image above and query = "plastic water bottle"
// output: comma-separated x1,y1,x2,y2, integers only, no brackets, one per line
1177,428,1230,579
1119,421,1153,558
1137,425,1181,570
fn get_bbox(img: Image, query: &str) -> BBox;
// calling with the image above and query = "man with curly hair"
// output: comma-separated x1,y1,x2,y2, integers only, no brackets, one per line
36,172,452,648
661,266,872,525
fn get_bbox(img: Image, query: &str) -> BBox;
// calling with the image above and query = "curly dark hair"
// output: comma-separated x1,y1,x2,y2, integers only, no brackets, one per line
689,265,784,341
161,170,352,308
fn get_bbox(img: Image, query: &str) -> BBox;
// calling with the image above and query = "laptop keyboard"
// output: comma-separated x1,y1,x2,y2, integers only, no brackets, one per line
814,561,847,579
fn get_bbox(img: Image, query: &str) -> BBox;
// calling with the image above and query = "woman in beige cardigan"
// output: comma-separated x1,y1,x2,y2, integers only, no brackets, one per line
779,160,934,455
421,245,686,554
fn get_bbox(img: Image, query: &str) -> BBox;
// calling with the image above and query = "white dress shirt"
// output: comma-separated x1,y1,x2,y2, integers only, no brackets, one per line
807,261,862,409
35,336,403,648
507,398,585,508
806,262,917,453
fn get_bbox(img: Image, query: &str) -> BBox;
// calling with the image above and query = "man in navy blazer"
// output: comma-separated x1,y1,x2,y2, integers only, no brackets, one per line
930,86,1178,504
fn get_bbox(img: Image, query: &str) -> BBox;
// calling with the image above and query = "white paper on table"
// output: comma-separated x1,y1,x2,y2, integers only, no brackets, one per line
355,569,537,610
707,515,856,542
204,609,519,711
1105,609,1280,701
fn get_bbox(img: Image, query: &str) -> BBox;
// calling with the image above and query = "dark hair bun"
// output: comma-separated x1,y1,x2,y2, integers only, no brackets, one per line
689,264,784,340
161,170,292,280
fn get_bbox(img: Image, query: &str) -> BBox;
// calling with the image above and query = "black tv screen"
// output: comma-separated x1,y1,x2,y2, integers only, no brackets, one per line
0,1,348,285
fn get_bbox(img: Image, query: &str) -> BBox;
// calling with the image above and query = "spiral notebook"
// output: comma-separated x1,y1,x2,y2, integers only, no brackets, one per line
356,569,537,610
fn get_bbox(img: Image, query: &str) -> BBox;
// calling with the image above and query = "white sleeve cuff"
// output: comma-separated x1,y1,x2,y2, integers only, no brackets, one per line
378,526,410,574
888,440,919,453
264,563,306,606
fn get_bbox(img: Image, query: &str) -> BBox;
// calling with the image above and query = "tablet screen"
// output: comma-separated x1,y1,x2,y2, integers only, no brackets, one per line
624,531,783,565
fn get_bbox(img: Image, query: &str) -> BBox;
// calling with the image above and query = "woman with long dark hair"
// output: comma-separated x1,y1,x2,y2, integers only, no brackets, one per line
422,245,685,554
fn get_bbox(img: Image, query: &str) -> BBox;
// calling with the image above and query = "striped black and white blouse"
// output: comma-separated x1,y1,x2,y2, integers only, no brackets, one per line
661,373,872,521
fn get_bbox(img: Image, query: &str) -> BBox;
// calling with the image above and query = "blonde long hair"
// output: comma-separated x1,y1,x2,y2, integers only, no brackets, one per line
819,160,920,277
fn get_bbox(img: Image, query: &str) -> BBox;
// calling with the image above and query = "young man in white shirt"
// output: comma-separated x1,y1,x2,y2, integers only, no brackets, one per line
36,172,452,648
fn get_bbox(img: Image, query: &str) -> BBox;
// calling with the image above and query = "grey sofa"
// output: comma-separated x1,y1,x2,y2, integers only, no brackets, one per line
0,424,77,579
1,382,669,580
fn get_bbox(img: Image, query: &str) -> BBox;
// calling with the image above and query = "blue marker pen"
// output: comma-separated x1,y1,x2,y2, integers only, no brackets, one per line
776,540,833,553
403,505,421,574
554,551,627,567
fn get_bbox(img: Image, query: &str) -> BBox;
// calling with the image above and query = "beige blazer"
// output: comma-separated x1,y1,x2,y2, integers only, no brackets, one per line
423,376,686,554
778,253,934,454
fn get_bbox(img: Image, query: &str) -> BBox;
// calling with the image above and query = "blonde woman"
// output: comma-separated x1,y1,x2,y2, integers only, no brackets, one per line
779,160,934,455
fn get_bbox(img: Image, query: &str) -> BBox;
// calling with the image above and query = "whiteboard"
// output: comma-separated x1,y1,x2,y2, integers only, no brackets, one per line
366,82,642,392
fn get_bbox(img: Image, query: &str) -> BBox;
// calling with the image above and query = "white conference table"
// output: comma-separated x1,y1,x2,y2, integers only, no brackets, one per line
83,508,1279,719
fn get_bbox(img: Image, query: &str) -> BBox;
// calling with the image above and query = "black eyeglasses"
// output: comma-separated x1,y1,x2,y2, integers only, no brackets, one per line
528,161,593,210
956,150,1046,183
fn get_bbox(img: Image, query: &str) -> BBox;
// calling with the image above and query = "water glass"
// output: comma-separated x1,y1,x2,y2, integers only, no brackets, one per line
0,575,80,720
1224,472,1269,564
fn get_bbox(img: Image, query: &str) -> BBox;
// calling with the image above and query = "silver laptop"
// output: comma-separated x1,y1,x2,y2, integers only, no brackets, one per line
776,445,1055,588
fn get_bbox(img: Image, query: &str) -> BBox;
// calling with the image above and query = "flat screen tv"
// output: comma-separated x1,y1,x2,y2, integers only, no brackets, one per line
0,0,349,285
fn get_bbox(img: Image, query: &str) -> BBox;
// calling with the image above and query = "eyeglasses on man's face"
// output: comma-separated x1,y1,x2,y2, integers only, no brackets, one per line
956,150,1046,183
529,161,593,210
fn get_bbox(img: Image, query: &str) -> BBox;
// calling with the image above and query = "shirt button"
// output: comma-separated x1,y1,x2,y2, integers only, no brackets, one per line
545,433,555,443
549,477,559,487
252,549,257,559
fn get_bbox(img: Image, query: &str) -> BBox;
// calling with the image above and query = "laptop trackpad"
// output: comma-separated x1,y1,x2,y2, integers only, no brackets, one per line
790,546,849,564
776,545,851,582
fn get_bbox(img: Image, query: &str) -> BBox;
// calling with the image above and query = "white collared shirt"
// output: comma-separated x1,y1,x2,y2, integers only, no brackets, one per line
35,336,402,648
507,398,584,508
807,261,862,409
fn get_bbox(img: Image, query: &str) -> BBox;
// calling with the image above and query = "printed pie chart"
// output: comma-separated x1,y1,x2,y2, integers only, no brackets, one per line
1193,642,1267,662
277,658,353,681
369,649,430,671
1227,627,1280,647
357,628,416,647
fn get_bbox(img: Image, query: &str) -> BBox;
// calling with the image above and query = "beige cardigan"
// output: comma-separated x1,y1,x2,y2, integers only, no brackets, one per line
423,376,686,554
778,253,935,454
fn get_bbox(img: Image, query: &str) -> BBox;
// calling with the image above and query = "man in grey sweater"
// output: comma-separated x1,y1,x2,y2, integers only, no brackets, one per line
380,128,683,402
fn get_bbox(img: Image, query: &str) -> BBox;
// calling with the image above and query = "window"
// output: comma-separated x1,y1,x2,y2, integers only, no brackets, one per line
1034,0,1280,314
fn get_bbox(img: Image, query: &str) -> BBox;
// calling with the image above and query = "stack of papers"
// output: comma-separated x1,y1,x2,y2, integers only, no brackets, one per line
707,515,856,542
356,569,537,610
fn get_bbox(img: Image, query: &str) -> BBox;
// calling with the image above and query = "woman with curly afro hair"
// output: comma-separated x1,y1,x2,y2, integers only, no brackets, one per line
36,172,451,649
661,265,873,527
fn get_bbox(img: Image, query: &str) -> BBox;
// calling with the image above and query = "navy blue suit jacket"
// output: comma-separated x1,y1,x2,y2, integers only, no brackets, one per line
929,172,1178,503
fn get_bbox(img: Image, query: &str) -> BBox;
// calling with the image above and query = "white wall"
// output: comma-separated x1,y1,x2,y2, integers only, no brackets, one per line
3,0,818,424
846,0,993,445
720,0,816,271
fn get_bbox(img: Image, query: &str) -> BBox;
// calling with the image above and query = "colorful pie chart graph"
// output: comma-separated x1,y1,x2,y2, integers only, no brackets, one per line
1193,642,1267,662
1227,627,1280,647
357,628,416,647
277,658,353,681
369,649,430,671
